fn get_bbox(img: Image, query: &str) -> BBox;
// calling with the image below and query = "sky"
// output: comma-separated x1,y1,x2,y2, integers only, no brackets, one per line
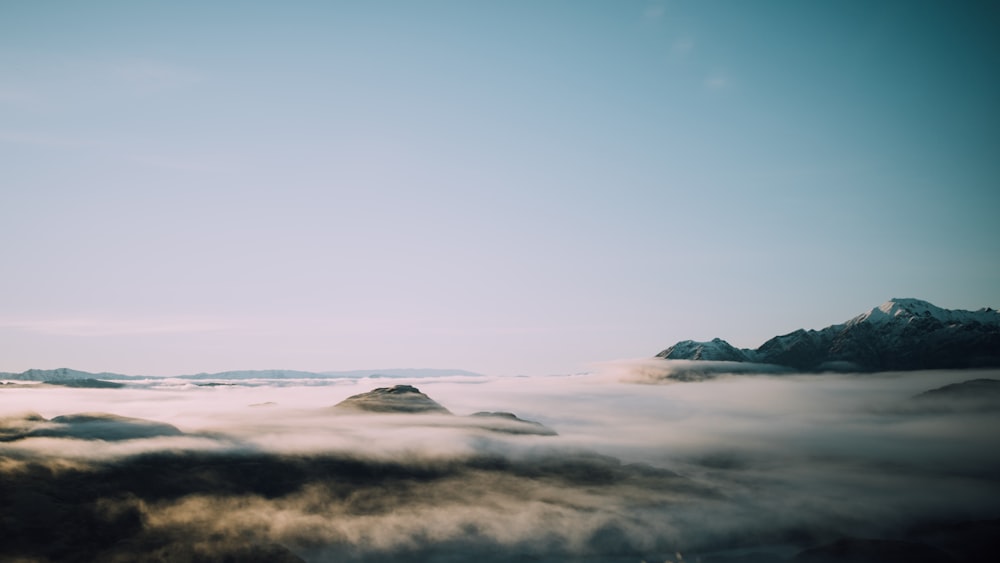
2,0,998,376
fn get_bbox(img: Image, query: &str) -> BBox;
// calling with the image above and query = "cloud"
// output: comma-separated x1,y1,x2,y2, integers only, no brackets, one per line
1,370,999,561
595,357,792,383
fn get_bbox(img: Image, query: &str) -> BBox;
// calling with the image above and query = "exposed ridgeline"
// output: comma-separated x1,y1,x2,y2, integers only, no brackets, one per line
657,298,1000,372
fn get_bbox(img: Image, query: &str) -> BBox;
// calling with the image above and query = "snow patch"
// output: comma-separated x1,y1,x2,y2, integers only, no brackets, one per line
849,298,1000,326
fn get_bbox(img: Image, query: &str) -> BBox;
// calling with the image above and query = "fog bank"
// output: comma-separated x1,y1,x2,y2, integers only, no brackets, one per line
2,368,999,561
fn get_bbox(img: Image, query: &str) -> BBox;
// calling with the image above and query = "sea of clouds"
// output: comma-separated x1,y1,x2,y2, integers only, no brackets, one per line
2,363,999,562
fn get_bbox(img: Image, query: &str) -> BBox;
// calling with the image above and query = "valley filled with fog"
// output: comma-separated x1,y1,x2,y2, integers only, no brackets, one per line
3,366,999,562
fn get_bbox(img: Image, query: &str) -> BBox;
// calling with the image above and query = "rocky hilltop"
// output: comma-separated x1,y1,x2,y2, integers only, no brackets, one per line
332,384,556,435
334,384,452,414
657,298,1000,372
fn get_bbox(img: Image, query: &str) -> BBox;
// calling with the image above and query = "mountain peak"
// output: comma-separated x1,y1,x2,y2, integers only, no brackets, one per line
848,298,999,327
656,338,751,362
333,385,451,414
853,298,944,324
884,297,938,311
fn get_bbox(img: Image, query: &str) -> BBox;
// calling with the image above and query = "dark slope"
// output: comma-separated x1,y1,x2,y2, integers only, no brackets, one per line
0,412,182,442
333,384,452,414
657,299,1000,372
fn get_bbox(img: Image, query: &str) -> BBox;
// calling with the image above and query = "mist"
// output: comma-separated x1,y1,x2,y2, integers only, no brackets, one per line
3,366,999,562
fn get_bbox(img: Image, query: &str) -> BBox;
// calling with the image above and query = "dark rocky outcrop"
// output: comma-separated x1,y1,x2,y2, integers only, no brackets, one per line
332,386,558,435
43,378,125,389
0,412,183,442
470,411,557,435
333,384,452,414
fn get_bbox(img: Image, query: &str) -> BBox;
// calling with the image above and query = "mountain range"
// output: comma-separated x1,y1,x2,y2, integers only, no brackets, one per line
5,300,998,379
657,298,1000,372
0,367,483,382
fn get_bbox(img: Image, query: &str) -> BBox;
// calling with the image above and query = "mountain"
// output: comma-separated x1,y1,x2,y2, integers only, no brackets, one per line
910,378,1000,412
180,368,485,380
331,385,557,435
181,369,335,380
657,298,1000,372
914,378,1000,401
0,368,144,381
320,368,484,378
1,367,484,382
1,412,182,442
470,412,558,436
333,384,452,414
657,338,754,362
43,378,125,389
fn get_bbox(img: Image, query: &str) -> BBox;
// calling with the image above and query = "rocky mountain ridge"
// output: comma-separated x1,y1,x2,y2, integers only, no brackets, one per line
657,298,1000,372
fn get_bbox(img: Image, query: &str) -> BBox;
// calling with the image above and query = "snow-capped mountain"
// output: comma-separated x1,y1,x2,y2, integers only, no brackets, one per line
656,298,1000,372
846,298,999,327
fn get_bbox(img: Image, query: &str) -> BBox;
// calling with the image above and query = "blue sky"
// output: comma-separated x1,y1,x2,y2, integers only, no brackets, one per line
2,1,998,376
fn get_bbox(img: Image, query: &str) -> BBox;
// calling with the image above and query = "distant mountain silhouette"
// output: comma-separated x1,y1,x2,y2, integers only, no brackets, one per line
1,367,484,381
908,378,1000,413
913,378,1000,400
43,378,124,389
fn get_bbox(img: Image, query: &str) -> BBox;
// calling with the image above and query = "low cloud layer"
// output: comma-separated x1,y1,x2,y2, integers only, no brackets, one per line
2,368,1000,561
595,357,793,383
